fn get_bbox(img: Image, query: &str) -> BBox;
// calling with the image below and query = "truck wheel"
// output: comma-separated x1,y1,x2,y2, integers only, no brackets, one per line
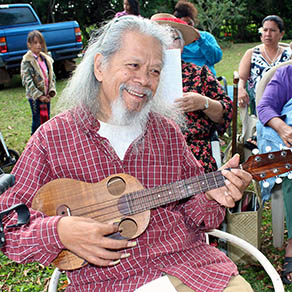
54,60,76,79
0,84,4,90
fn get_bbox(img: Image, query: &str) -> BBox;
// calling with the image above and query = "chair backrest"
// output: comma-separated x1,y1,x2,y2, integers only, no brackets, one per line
255,59,292,107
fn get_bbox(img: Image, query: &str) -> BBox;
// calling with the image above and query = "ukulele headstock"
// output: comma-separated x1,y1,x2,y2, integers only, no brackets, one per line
242,149,292,181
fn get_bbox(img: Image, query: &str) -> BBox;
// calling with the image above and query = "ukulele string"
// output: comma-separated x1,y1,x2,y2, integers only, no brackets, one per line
67,171,225,220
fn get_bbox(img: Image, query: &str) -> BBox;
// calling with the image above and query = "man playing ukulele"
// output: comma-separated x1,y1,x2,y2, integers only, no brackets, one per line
0,16,253,292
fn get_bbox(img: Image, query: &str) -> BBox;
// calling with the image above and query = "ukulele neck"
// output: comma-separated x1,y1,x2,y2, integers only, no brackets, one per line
120,170,225,215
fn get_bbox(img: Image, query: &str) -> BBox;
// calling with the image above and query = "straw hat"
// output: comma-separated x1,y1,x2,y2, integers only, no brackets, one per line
150,13,199,45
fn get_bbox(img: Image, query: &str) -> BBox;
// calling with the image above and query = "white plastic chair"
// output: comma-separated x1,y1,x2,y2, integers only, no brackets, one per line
48,229,284,292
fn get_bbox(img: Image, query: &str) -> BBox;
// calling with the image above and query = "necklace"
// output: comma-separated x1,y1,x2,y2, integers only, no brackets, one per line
263,45,281,65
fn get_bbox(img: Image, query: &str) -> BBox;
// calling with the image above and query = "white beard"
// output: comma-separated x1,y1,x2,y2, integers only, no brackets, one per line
108,86,152,127
99,92,152,160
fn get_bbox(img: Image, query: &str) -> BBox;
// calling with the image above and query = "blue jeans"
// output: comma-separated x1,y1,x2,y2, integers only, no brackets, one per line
28,99,50,135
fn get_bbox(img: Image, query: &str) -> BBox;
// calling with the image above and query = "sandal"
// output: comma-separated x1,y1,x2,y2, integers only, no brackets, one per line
244,135,258,150
282,257,292,284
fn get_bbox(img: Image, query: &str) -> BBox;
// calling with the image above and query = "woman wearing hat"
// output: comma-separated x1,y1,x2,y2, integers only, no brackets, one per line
173,0,222,76
151,14,232,173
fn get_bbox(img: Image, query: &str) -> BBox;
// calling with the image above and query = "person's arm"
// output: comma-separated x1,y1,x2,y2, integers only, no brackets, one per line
20,60,43,101
267,117,292,147
0,132,133,267
196,32,222,66
175,91,224,123
182,154,251,230
46,55,57,98
175,132,251,230
238,48,253,107
175,65,232,128
257,66,290,125
257,67,292,147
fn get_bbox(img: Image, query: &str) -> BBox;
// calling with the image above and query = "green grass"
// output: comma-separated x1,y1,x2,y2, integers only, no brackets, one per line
0,41,292,291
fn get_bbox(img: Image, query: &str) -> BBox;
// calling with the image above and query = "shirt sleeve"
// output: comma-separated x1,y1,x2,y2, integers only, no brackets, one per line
0,132,64,265
197,31,223,66
20,60,43,100
257,66,291,125
175,131,226,230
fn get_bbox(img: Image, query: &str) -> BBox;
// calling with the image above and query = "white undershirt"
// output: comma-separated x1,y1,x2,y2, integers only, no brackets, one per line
99,121,143,160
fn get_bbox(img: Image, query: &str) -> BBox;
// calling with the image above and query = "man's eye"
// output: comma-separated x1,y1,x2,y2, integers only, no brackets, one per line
151,69,160,76
128,63,138,68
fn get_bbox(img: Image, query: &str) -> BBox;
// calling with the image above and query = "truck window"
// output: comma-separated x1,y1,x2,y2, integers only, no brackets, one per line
0,7,37,26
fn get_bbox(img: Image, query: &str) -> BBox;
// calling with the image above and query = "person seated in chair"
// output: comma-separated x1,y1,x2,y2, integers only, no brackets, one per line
257,64,292,285
151,13,233,173
0,16,252,292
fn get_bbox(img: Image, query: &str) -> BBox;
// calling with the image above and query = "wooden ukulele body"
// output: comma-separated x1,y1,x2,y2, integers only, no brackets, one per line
32,173,150,270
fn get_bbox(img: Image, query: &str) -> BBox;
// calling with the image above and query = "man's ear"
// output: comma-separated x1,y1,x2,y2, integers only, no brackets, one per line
94,53,104,82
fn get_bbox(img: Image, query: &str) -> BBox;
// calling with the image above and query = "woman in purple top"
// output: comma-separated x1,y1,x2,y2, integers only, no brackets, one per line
257,65,292,285
115,0,140,18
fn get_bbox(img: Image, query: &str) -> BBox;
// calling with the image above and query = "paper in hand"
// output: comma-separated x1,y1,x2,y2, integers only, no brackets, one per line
156,49,183,105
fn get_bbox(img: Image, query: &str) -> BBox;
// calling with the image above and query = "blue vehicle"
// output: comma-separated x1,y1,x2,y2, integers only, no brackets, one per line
0,3,83,88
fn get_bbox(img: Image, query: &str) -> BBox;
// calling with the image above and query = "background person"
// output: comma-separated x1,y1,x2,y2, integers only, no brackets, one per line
115,0,140,18
21,30,56,135
151,13,233,173
256,65,292,285
1,16,252,292
238,15,291,115
173,0,222,76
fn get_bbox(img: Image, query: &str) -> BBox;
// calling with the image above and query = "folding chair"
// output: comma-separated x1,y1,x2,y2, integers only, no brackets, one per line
48,229,284,291
255,59,292,248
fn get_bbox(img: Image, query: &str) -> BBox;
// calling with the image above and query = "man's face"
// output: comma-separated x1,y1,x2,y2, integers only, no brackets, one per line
94,31,163,121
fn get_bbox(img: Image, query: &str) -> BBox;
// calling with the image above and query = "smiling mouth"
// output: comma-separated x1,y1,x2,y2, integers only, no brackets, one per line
125,88,145,99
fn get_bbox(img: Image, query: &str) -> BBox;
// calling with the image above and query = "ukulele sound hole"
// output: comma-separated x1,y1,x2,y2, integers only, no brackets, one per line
119,218,138,239
107,176,126,196
56,204,71,216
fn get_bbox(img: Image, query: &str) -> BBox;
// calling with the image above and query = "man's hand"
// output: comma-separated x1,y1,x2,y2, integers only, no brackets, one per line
57,216,136,267
205,154,252,207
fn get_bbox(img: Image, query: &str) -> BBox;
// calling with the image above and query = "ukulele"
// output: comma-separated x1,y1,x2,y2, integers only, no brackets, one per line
32,150,292,270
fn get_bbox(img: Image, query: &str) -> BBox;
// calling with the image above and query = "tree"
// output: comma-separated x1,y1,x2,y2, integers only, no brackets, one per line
194,0,246,40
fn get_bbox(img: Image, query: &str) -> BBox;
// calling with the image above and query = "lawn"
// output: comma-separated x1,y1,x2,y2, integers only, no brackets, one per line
0,40,291,291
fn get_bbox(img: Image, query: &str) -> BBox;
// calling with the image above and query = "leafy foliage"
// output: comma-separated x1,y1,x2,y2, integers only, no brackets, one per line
1,0,292,42
194,0,246,39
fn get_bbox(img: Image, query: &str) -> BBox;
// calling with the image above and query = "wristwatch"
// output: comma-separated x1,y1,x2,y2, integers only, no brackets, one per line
203,97,209,110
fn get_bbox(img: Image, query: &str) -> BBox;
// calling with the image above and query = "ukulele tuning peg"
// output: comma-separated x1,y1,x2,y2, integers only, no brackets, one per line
263,181,270,188
252,148,259,155
288,172,292,180
265,146,272,152
275,176,283,184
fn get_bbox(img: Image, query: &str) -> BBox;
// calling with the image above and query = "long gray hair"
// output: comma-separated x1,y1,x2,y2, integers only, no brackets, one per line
57,16,184,125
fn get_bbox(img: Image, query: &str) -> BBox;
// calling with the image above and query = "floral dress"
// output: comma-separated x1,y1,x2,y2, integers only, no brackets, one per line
181,61,233,173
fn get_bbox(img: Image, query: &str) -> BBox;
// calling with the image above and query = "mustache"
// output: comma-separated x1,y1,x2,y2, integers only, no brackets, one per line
120,83,153,100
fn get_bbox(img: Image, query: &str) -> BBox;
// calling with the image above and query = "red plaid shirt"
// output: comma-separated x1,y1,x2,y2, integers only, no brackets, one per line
0,107,237,291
